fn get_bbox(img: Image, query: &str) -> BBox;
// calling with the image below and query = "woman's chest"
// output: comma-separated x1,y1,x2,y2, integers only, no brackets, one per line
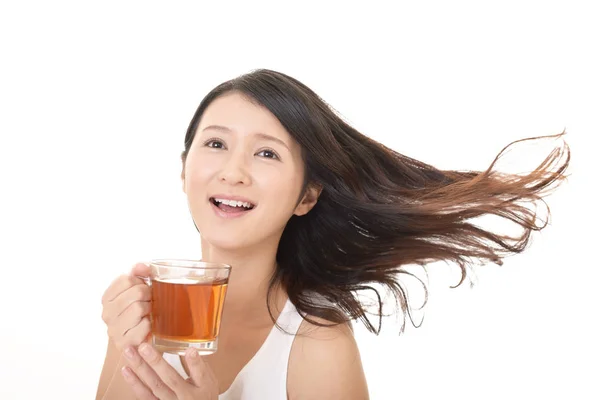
183,327,272,394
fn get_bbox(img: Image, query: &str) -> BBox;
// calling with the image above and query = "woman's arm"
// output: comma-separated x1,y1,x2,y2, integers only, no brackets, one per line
95,338,137,400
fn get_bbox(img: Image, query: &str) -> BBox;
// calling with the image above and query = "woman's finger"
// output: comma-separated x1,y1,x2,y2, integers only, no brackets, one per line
184,348,218,393
124,346,177,400
123,316,152,345
110,284,152,320
109,300,151,337
121,366,159,400
102,279,150,326
101,274,136,304
102,264,148,304
137,343,189,397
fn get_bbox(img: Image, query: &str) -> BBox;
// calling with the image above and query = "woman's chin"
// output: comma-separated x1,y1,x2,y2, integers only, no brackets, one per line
201,234,257,253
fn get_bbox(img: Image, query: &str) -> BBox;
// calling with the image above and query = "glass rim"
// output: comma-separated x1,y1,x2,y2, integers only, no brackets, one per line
149,259,232,271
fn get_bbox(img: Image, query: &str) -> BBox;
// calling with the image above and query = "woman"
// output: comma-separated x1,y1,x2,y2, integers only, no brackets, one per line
96,69,570,399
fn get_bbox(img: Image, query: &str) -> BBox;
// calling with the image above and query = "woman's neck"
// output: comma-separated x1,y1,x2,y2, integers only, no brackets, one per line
200,238,287,327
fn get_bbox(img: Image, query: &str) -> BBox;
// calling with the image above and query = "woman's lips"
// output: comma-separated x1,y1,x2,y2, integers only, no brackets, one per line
210,200,255,219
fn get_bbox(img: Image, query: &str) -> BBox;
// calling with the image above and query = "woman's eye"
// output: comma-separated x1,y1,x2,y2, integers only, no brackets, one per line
257,149,279,160
205,139,225,149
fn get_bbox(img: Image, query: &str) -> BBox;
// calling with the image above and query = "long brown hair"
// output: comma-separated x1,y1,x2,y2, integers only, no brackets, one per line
181,69,571,334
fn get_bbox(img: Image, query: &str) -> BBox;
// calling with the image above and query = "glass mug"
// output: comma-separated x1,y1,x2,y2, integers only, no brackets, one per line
146,259,231,355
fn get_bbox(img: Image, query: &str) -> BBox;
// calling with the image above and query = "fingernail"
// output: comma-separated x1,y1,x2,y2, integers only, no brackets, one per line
121,366,134,381
124,347,135,359
188,348,198,359
139,343,151,357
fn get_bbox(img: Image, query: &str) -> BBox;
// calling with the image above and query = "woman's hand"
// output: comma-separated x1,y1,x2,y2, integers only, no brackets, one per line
101,263,152,352
121,343,219,400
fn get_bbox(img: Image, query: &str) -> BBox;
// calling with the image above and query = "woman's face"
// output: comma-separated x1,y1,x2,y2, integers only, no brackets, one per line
182,91,319,251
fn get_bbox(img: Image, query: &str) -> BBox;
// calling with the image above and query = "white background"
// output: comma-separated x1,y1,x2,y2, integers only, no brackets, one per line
0,1,598,399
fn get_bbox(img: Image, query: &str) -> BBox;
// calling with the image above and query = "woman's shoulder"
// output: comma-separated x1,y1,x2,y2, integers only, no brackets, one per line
286,314,369,399
288,291,355,343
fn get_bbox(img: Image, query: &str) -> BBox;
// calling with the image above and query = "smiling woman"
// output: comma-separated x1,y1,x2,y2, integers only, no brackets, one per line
96,68,570,400
182,92,318,256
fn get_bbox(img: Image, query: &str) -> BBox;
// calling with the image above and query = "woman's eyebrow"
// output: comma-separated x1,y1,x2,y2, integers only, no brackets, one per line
202,124,290,151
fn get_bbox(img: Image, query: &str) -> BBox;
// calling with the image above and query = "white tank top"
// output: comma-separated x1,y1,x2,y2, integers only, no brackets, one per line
163,298,304,400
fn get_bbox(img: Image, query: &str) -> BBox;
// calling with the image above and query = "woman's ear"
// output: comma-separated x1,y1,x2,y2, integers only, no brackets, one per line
294,184,323,216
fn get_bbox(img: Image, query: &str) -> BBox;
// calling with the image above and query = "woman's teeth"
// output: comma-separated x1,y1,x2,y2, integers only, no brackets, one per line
213,198,254,209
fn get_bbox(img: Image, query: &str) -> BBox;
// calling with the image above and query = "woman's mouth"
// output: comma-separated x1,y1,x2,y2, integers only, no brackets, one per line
209,197,256,218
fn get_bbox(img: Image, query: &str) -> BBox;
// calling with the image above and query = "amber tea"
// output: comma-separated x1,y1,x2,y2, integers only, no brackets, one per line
148,259,231,355
151,278,228,342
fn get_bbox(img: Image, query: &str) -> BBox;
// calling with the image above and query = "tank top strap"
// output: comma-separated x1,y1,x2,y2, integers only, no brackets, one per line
244,297,305,367
218,298,304,399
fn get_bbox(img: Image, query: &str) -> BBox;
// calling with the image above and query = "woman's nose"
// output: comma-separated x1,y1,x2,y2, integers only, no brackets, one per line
218,156,251,185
